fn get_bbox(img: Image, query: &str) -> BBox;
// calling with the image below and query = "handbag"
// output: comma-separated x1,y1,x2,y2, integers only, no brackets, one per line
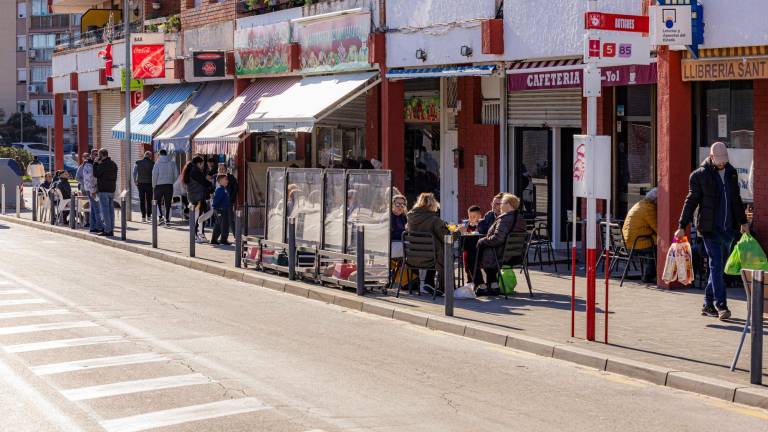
276,250,289,266
498,266,517,295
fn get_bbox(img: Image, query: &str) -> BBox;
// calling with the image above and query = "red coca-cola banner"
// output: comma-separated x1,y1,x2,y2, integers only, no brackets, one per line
132,44,165,79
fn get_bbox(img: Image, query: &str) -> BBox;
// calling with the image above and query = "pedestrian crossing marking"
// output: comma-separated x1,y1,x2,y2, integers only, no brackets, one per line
61,373,214,401
0,289,29,295
100,397,270,432
0,320,97,335
31,352,168,376
0,309,70,319
4,335,125,353
0,298,48,306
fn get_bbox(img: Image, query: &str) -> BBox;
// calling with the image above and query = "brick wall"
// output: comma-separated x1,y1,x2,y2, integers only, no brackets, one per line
752,80,768,238
457,76,500,213
180,0,237,30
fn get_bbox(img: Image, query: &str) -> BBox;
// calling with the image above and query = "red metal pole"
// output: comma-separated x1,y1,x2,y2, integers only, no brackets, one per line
586,248,596,341
571,245,576,338
604,246,610,344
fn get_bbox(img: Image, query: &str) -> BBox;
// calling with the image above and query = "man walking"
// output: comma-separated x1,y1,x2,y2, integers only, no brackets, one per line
93,149,118,237
676,142,748,320
133,151,155,222
152,149,178,226
80,150,102,233
26,156,45,188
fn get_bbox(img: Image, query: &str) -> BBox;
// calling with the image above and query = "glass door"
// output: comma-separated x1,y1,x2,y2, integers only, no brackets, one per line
515,127,552,221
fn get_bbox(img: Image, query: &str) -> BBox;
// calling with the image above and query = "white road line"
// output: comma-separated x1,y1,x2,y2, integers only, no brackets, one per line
100,398,270,432
0,320,97,336
0,298,48,306
62,373,214,401
0,289,29,295
31,352,168,376
4,335,125,353
0,309,70,320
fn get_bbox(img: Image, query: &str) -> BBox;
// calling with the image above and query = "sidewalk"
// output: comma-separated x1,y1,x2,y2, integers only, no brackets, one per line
3,194,766,396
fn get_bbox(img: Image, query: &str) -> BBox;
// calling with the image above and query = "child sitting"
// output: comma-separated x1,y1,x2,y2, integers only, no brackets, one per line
210,174,231,246
462,205,483,283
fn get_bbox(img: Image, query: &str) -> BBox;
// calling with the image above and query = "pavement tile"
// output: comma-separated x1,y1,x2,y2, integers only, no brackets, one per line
666,372,741,402
605,357,674,386
733,386,768,409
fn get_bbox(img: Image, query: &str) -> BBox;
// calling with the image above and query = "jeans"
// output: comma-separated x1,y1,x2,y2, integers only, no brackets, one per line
212,207,231,243
98,192,114,234
88,194,103,231
137,183,152,218
702,229,736,308
154,184,173,221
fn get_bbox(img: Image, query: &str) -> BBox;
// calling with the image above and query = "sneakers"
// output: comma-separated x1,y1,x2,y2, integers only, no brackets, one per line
194,234,207,244
716,305,732,321
475,283,488,296
158,216,165,224
701,304,718,317
141,216,146,223
420,284,436,295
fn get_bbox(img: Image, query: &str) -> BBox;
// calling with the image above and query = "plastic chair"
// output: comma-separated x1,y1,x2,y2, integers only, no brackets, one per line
395,231,440,299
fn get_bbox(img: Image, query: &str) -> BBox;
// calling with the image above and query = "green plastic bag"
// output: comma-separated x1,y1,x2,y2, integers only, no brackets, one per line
498,266,517,295
725,233,768,275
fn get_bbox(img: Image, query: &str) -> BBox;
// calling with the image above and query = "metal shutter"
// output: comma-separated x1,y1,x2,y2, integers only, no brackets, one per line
507,89,582,128
98,90,126,193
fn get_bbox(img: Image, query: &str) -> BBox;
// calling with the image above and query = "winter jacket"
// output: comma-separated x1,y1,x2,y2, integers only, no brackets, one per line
54,178,72,200
679,159,747,237
226,173,239,204
78,160,97,193
212,185,231,210
152,155,179,188
405,207,450,270
185,164,209,203
133,157,155,185
477,211,526,269
391,212,407,241
27,161,45,179
622,199,657,251
477,211,497,235
93,157,118,193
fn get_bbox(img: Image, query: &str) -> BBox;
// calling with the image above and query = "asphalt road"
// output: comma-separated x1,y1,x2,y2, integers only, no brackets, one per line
0,223,766,432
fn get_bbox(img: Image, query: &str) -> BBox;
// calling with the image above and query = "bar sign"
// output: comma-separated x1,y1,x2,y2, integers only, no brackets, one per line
585,12,649,33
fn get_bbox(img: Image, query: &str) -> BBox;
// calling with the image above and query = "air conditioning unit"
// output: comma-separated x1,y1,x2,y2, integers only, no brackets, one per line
28,50,36,59
27,84,38,94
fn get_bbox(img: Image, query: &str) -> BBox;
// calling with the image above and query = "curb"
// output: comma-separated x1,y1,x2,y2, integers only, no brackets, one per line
2,215,768,410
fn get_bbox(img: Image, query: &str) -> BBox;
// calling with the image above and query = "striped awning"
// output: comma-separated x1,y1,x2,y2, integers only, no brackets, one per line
153,81,233,153
386,65,496,80
507,58,583,73
193,77,300,156
112,84,198,144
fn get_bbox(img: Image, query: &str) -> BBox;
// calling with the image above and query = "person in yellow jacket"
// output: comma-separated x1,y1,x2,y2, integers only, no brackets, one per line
622,188,658,283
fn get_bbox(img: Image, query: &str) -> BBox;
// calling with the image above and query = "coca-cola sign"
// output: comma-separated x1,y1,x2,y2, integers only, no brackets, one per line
193,51,225,78
131,44,165,79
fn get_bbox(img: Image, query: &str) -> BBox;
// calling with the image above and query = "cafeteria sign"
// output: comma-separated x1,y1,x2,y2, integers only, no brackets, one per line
234,21,290,75
295,12,370,73
682,57,768,81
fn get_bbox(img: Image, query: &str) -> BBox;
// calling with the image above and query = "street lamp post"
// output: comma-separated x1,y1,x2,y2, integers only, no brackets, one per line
123,0,132,221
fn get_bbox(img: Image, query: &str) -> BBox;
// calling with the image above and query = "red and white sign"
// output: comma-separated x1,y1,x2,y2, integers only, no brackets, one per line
573,135,611,200
131,44,165,79
131,90,143,109
585,12,649,33
583,32,651,66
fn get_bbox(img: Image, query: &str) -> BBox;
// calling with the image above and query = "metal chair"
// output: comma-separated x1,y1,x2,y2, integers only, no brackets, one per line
596,222,627,274
395,231,440,299
488,231,533,298
525,220,557,272
730,269,768,371
619,235,657,286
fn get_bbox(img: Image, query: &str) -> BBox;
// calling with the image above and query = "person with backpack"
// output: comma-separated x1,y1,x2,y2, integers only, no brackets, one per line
182,156,213,243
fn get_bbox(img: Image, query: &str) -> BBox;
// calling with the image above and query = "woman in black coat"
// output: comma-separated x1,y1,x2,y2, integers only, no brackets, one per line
182,156,212,241
474,193,526,295
406,193,450,295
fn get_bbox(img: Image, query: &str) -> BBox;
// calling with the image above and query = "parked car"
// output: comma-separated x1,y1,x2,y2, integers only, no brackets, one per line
10,142,50,157
37,155,78,178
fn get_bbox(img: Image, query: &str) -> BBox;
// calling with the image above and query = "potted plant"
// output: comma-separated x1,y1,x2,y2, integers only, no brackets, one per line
165,15,180,33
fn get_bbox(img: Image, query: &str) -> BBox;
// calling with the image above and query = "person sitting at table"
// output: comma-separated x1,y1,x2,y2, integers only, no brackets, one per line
406,192,450,295
53,170,72,224
474,193,526,296
622,188,658,283
391,195,408,258
461,205,483,281
478,192,505,235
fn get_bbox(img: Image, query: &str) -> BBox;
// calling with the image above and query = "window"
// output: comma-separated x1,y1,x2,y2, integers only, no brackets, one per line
31,65,51,84
17,68,27,83
17,35,26,51
31,0,49,16
17,2,27,18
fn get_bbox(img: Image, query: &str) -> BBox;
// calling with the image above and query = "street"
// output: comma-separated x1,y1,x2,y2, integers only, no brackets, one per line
0,224,766,432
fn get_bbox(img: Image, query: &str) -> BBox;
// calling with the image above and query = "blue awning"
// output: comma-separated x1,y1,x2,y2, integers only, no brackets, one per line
112,84,198,144
386,65,496,80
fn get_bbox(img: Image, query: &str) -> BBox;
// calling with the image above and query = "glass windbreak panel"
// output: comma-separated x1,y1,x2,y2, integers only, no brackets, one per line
323,170,346,252
286,169,323,246
266,168,286,242
518,128,550,219
346,171,392,278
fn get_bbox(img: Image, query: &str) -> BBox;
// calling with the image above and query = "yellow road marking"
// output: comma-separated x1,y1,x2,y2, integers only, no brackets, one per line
706,399,768,421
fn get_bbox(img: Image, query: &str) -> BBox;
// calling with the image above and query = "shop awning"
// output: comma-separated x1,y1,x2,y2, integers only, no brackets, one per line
153,81,234,153
246,71,379,134
112,84,198,144
385,65,496,80
193,77,300,156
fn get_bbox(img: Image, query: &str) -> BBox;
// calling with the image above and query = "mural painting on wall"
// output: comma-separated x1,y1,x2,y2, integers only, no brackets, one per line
295,13,370,73
404,95,440,123
235,21,290,75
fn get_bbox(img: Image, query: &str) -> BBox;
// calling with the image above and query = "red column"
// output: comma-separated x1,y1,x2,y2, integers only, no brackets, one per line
656,47,692,287
752,80,768,237
77,91,89,162
365,84,381,161
54,93,65,171
235,78,250,208
381,78,405,191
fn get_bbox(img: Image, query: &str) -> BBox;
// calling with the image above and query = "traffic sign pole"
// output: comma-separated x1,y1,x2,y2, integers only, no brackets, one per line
584,0,599,342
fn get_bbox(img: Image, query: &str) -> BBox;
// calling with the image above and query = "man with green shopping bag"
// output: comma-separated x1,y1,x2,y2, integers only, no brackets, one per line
676,142,749,321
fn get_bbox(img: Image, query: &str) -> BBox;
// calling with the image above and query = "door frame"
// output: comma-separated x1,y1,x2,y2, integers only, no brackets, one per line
440,78,458,223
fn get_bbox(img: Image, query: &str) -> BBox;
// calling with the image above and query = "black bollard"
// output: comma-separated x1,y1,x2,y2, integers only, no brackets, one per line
69,193,76,229
32,187,37,222
120,196,127,240
189,205,196,258
287,218,296,280
751,270,764,385
151,199,158,248
356,225,365,296
444,234,455,317
48,189,55,225
235,209,242,268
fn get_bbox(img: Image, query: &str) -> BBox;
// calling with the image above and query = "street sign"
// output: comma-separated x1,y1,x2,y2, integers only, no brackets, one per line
583,32,651,66
650,5,692,45
585,12,649,33
120,68,143,92
573,135,611,200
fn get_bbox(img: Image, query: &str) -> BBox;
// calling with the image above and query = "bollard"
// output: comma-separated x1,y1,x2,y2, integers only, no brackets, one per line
120,197,127,241
287,218,296,280
48,189,56,225
444,234,455,316
1,184,5,215
356,225,365,296
188,205,196,258
751,270,764,385
15,186,20,218
151,199,158,248
235,209,243,268
32,187,37,222
69,193,76,228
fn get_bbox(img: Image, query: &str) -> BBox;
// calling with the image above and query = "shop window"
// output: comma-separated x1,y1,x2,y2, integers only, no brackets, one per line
316,127,363,169
252,134,296,163
615,85,654,218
